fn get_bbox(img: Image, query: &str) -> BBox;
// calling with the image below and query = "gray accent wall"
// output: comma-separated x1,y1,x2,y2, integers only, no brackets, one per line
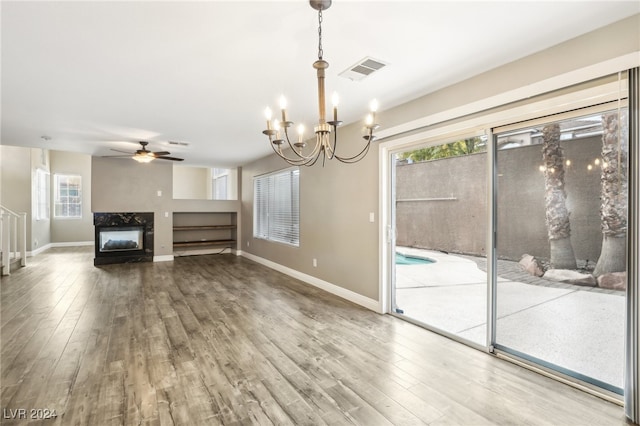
91,157,175,257
91,157,241,257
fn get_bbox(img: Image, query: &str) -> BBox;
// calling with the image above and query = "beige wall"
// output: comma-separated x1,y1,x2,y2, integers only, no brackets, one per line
242,125,380,300
1,145,34,250
50,150,93,243
241,14,639,303
173,165,210,200
380,14,639,135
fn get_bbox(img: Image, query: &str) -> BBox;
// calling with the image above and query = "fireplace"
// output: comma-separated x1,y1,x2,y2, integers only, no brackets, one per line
94,212,154,265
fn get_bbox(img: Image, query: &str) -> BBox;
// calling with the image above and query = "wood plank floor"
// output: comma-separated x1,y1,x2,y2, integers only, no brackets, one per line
0,247,628,425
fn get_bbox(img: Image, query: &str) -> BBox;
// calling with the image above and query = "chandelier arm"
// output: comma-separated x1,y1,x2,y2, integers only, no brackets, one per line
283,127,308,159
334,141,372,164
326,126,338,160
305,151,324,167
333,134,373,163
323,136,336,160
270,140,317,166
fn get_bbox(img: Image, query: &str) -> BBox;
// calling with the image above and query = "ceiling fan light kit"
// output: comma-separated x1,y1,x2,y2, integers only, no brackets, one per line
262,0,380,167
105,141,184,163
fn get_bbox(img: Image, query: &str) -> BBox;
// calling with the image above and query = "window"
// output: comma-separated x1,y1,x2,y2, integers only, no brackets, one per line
54,174,82,218
254,168,300,246
212,168,228,200
35,169,50,220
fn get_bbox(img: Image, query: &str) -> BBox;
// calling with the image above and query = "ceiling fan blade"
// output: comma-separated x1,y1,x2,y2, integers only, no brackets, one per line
110,148,134,154
155,156,184,161
152,151,171,156
102,155,132,158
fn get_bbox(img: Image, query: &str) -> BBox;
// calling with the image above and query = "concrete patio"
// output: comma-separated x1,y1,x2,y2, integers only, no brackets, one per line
395,247,625,390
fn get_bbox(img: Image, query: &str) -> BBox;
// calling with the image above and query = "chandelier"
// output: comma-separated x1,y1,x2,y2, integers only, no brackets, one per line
262,0,380,167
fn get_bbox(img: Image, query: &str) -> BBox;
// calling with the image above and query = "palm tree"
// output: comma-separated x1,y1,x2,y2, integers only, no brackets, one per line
594,111,628,276
541,123,577,269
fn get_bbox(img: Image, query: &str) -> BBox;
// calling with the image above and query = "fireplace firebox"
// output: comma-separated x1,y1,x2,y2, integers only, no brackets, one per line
94,212,154,265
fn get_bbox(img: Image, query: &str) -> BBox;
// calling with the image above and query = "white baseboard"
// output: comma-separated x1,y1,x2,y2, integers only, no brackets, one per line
53,241,94,247
27,241,94,257
28,243,52,257
241,252,382,313
154,255,174,262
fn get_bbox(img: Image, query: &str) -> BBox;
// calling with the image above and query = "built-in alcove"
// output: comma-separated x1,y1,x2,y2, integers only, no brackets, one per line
173,211,236,256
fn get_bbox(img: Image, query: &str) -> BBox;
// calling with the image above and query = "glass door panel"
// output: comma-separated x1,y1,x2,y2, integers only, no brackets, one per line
494,109,628,392
392,136,488,345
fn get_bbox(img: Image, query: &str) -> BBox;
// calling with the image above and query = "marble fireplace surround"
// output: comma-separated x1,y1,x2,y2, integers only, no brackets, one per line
93,212,154,266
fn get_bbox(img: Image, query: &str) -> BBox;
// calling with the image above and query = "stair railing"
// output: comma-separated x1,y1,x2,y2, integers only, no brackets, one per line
1,205,27,276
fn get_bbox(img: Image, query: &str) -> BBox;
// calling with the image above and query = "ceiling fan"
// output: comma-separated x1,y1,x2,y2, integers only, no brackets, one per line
104,141,184,163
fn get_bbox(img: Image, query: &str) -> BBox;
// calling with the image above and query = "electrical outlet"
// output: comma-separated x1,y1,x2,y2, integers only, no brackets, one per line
313,258,317,267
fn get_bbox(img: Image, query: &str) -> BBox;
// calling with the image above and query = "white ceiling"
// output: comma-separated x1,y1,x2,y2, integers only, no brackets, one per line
2,1,638,168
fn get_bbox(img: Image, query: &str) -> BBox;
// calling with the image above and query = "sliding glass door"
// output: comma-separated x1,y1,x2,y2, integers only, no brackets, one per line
493,108,628,392
391,135,489,346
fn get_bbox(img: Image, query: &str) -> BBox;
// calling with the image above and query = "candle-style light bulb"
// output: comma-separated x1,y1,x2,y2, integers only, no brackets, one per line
279,95,287,122
365,114,373,126
332,92,339,122
369,99,379,124
297,124,305,143
265,107,273,130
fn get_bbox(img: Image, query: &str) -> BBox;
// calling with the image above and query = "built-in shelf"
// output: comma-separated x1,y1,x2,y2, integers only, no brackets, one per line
173,239,236,248
173,225,236,231
173,212,237,256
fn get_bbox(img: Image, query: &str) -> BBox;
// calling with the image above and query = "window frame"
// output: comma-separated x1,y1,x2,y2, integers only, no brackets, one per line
53,173,82,219
35,168,50,221
212,168,229,200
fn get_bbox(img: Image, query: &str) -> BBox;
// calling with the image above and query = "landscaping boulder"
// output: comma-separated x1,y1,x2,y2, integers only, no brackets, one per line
543,269,597,287
597,272,626,291
518,254,544,277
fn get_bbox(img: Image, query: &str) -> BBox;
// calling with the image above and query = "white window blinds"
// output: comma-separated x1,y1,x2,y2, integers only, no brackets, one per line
253,168,300,246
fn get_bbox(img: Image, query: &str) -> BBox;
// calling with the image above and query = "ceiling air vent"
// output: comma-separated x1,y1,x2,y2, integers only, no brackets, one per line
339,57,387,82
168,141,189,147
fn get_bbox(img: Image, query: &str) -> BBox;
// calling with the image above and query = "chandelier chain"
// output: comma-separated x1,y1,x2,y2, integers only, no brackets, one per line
317,10,323,60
